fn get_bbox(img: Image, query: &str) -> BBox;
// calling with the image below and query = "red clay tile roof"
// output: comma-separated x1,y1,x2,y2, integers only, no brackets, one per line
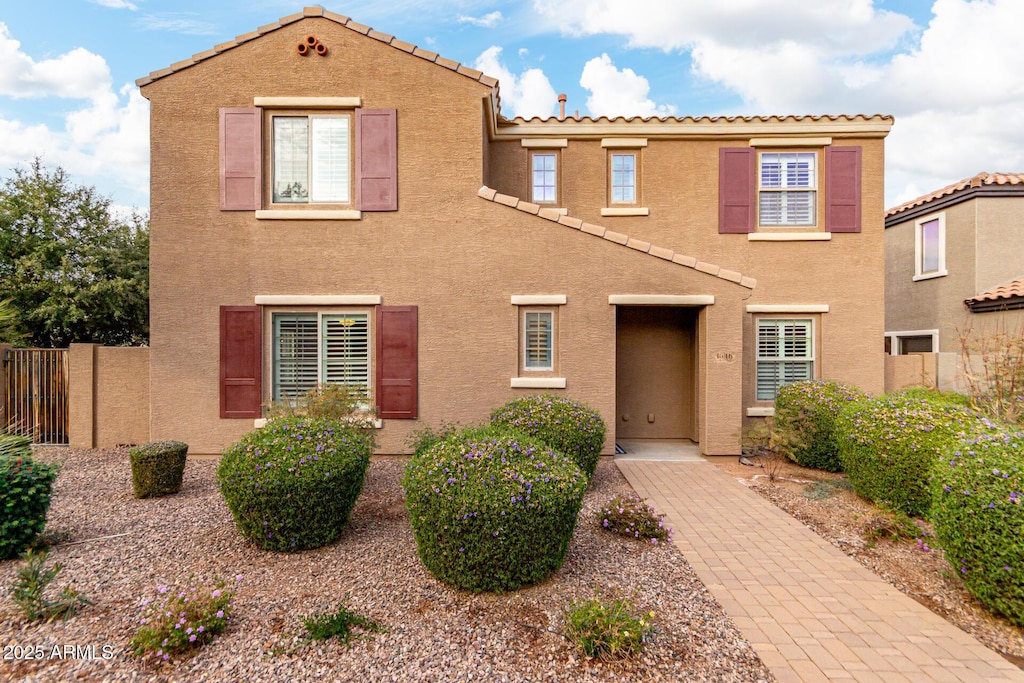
966,277,1024,305
887,172,1024,218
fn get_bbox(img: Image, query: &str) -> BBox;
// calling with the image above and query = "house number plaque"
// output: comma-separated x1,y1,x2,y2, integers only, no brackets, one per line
714,352,735,363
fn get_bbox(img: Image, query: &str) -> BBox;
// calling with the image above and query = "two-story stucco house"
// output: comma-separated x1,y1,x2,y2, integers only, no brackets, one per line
137,7,892,456
885,173,1024,360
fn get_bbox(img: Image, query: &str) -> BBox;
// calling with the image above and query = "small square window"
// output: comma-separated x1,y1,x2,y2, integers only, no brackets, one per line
531,153,558,204
758,152,816,226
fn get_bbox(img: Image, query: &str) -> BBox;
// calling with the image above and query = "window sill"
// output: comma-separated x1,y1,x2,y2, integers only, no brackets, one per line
748,232,831,242
255,417,383,429
601,207,649,217
746,407,775,417
255,209,361,220
510,377,566,389
912,270,947,282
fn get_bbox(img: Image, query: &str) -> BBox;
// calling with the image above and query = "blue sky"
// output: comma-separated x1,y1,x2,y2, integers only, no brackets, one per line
2,1,1023,212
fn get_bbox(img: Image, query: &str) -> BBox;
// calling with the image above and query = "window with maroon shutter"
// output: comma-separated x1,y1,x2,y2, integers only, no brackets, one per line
376,306,417,419
219,108,262,211
220,306,262,419
719,147,755,233
356,109,398,211
825,146,861,233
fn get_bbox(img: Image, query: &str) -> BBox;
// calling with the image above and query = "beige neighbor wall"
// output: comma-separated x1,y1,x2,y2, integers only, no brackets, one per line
68,344,150,449
143,14,887,456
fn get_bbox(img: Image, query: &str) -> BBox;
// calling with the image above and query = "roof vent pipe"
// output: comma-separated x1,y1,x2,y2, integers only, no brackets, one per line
558,93,567,121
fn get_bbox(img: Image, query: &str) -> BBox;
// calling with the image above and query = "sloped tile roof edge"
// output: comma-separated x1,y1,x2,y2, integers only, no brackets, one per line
966,276,1024,304
477,186,756,290
886,172,1024,218
134,6,498,93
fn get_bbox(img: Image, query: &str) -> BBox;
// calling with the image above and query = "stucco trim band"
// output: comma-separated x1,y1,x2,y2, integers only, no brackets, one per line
521,139,568,148
601,207,649,217
254,97,362,108
255,210,362,220
510,377,567,389
510,295,567,305
254,295,383,305
746,407,776,417
609,295,715,306
746,304,829,313
748,137,832,147
747,232,832,241
601,138,648,148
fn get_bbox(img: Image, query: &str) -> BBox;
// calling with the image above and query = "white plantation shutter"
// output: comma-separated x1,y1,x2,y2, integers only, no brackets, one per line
759,152,815,226
310,117,350,203
524,311,553,370
322,314,370,395
273,314,318,398
273,118,310,203
756,319,813,400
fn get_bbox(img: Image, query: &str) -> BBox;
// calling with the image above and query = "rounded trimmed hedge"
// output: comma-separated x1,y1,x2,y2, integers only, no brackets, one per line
836,395,995,517
1,436,58,560
217,417,373,552
931,431,1024,626
403,426,587,592
772,380,866,472
489,395,606,479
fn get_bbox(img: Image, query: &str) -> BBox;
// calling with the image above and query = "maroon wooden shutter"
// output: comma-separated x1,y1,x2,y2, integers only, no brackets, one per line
376,306,417,419
219,107,262,211
355,108,398,211
825,146,862,233
719,147,756,233
220,306,262,419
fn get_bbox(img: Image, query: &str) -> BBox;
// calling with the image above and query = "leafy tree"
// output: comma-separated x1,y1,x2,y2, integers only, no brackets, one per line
0,159,148,347
0,298,24,346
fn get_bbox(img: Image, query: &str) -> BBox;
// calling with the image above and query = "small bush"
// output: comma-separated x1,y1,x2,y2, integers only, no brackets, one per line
598,492,672,544
131,575,239,662
1,444,58,560
302,603,386,646
266,383,377,426
406,421,461,458
129,440,188,499
490,394,606,478
563,596,654,660
836,395,996,518
217,418,372,552
931,431,1024,626
772,380,867,472
11,549,91,622
403,426,587,592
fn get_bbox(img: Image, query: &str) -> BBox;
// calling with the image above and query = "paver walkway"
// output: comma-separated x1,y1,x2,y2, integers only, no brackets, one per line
616,459,1024,683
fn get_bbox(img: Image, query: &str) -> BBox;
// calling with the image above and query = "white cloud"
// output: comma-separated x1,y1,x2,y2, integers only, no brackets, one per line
0,24,111,100
473,46,558,119
579,54,677,118
89,0,139,9
457,11,503,28
135,13,217,35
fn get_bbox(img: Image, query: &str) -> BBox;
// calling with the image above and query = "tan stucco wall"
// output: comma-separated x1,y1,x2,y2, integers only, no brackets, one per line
976,198,1024,291
884,353,936,392
69,344,150,448
142,15,887,456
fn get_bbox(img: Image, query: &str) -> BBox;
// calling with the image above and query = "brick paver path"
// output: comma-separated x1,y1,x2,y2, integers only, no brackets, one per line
616,460,1024,683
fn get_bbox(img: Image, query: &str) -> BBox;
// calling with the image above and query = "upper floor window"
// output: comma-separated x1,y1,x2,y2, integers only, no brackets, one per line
272,115,351,205
914,214,947,280
758,152,816,226
531,153,557,204
610,153,637,204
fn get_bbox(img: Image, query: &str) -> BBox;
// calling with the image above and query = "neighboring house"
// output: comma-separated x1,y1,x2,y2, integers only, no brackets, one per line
137,7,891,455
885,173,1024,358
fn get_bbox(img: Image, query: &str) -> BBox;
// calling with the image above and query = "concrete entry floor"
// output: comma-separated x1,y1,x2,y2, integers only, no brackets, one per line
614,438,704,461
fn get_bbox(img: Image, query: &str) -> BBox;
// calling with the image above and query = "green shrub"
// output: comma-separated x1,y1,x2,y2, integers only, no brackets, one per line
490,394,606,478
599,492,672,544
893,386,973,409
563,596,654,660
1,443,58,560
131,575,238,662
406,421,461,458
772,380,867,472
302,603,386,646
265,383,377,426
11,549,92,621
836,395,995,518
129,440,188,498
217,418,373,552
403,426,587,592
931,431,1024,626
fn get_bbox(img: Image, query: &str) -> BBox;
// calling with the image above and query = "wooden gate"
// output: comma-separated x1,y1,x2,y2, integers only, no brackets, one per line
2,348,69,445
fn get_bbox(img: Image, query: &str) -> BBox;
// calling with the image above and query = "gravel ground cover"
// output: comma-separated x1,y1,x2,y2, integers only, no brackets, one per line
0,448,771,683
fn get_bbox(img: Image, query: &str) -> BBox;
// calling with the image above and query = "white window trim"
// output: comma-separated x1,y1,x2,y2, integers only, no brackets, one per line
521,138,568,148
530,151,559,205
510,295,566,305
913,213,947,281
748,232,831,242
609,295,714,306
255,295,382,306
885,329,939,355
601,207,649,217
255,97,361,109
746,304,829,313
757,150,818,229
256,210,361,220
522,308,555,372
510,377,566,389
755,318,815,401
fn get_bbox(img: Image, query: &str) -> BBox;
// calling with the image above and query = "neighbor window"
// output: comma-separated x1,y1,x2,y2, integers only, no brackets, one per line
759,152,816,226
610,153,637,204
531,153,558,204
914,214,946,280
523,310,554,371
756,319,814,400
272,115,351,204
272,311,369,400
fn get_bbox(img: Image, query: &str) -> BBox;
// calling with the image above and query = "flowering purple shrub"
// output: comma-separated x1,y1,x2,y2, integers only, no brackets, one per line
836,395,996,517
931,431,1024,626
598,492,672,544
403,426,586,592
490,395,606,479
772,380,867,472
217,417,372,552
130,575,239,662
